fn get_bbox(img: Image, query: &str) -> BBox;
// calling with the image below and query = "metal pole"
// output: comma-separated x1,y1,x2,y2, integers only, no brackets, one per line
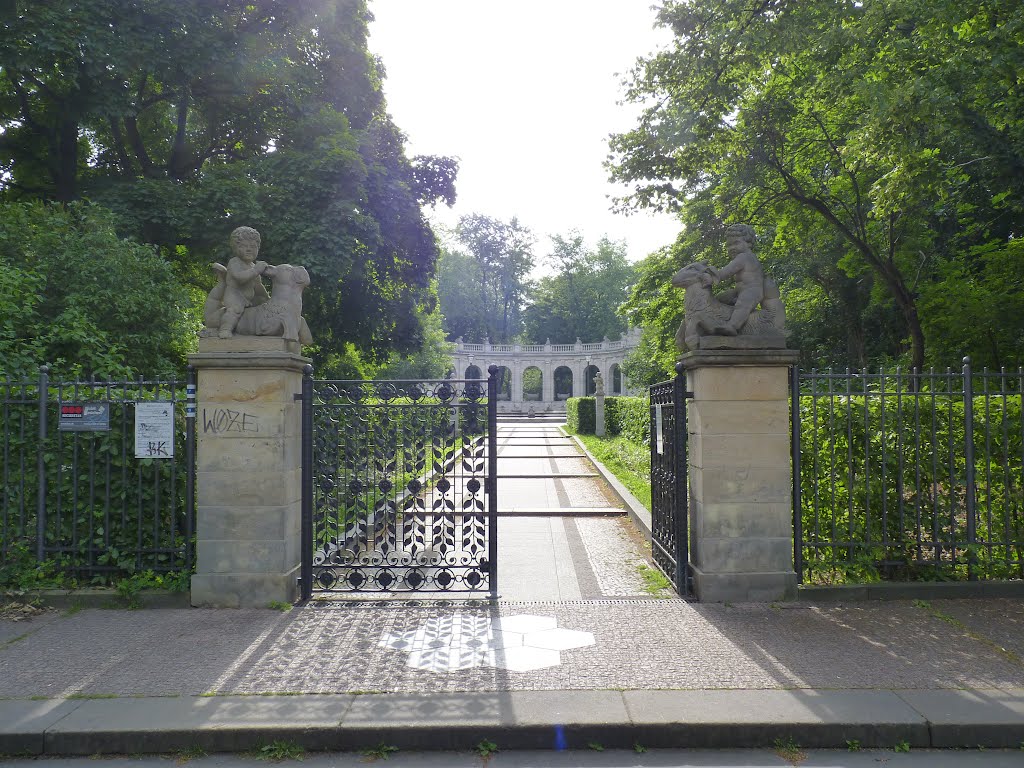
791,364,803,583
185,366,196,572
963,356,977,580
673,361,687,595
487,364,499,598
298,365,314,602
36,365,49,562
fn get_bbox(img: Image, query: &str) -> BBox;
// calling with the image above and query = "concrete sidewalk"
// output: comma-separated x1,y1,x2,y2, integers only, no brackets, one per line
2,422,1023,755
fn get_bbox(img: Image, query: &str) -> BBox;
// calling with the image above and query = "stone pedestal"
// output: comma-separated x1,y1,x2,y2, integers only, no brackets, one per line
188,337,309,607
681,349,799,602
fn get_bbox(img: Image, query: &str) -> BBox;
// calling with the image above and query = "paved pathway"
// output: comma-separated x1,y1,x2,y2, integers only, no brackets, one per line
493,421,657,602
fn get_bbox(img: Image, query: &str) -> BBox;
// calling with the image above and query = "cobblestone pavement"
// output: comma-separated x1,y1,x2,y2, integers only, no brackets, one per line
2,598,1023,698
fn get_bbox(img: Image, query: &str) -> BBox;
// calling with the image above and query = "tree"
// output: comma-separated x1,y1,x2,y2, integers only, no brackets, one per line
0,201,196,378
609,0,1024,370
443,214,535,342
523,234,635,343
1,0,456,368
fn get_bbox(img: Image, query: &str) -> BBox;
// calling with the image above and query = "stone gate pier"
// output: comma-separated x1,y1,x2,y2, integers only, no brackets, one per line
188,337,308,608
682,349,799,602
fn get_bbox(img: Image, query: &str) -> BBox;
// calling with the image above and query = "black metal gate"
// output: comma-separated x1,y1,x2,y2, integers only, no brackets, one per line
649,363,691,595
297,367,498,599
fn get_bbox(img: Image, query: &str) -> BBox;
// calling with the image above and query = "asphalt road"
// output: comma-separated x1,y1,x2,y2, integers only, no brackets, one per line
1,750,1023,768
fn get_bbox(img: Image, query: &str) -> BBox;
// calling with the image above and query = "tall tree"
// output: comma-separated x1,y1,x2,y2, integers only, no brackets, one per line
0,0,457,367
523,234,635,343
445,214,535,342
609,0,1024,370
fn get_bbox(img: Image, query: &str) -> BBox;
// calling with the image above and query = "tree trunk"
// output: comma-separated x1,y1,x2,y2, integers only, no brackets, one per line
54,118,79,203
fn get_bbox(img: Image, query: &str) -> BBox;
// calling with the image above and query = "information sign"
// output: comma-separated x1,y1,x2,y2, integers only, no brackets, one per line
135,402,175,458
655,404,664,455
58,403,110,432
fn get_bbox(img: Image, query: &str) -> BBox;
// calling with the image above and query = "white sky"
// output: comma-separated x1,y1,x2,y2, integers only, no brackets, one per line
367,1,681,267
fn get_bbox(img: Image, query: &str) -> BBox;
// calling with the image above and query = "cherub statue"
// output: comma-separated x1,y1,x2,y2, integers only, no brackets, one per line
201,226,313,345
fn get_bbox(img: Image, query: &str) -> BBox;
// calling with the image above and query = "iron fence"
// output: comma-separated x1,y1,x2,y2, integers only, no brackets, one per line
1,366,196,581
792,359,1023,583
649,364,691,595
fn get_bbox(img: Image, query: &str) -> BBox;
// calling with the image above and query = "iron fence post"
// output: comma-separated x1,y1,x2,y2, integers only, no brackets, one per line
791,364,803,582
673,362,687,594
962,356,977,580
185,365,196,572
297,365,314,602
35,365,49,562
487,364,499,598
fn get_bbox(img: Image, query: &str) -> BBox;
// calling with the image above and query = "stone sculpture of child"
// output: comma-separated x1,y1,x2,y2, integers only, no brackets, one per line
710,223,765,335
218,226,271,338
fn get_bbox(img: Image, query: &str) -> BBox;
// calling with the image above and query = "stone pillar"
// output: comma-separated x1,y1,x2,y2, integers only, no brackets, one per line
188,337,309,608
682,349,799,602
512,361,523,404
594,373,606,437
543,362,554,404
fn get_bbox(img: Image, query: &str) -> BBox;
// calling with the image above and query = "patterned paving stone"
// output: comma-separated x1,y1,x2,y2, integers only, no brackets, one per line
378,613,593,673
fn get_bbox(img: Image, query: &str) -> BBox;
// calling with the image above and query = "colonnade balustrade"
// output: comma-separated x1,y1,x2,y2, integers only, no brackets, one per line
449,328,643,413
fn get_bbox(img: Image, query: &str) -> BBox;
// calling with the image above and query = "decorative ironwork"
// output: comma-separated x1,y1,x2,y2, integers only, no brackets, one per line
300,371,498,597
649,364,691,595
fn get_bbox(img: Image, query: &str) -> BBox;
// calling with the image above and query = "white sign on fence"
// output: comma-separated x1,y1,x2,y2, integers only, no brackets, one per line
135,402,175,458
655,404,664,455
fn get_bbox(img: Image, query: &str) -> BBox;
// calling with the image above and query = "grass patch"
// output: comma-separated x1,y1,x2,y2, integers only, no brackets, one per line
637,563,673,596
572,433,651,510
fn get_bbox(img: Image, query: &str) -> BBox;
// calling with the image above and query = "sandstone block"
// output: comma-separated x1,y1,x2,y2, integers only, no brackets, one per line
196,467,301,507
689,365,789,402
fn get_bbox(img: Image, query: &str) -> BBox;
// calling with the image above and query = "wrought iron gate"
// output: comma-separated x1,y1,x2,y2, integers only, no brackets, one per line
649,363,691,595
297,367,498,599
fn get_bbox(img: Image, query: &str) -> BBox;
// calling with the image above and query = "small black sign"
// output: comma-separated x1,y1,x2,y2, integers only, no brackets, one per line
58,402,111,432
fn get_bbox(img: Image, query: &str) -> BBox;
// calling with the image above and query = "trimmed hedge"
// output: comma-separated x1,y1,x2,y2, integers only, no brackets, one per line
604,396,649,445
565,397,596,434
567,395,650,443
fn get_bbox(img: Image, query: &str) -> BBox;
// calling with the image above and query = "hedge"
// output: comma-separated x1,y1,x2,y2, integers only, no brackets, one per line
565,397,595,434
604,396,649,445
566,395,650,442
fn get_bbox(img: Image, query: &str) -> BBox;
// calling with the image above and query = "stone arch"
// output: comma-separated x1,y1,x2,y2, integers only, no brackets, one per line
465,364,482,380
554,366,573,400
523,366,542,401
610,363,623,394
495,366,511,400
584,364,600,395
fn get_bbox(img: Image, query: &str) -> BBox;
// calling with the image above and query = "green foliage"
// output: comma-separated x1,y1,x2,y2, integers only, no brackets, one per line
575,433,652,512
610,0,1024,371
798,388,1024,582
522,367,542,398
523,234,635,343
253,740,305,762
437,215,535,343
1,1,453,371
0,201,197,379
359,743,398,762
474,740,498,759
636,563,672,596
565,398,596,434
0,376,193,584
603,397,650,446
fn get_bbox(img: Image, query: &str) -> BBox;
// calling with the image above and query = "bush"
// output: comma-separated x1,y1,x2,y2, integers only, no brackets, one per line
798,389,1024,582
604,396,650,445
0,201,198,379
566,397,595,434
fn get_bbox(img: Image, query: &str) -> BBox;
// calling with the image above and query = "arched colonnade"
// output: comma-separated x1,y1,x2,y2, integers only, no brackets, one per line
450,327,642,412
